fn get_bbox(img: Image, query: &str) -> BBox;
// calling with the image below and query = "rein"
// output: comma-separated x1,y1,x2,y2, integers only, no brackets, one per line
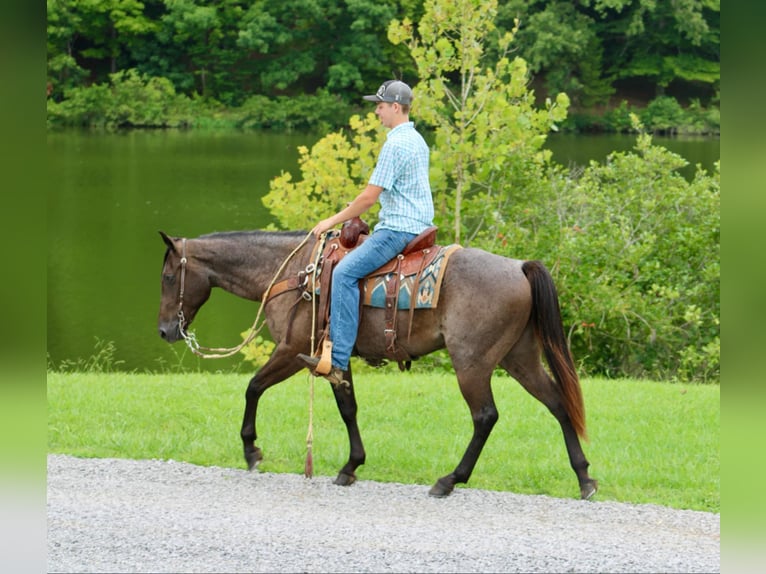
173,231,328,479
176,232,317,359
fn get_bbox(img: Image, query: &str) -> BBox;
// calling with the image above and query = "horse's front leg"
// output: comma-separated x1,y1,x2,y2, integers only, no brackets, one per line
328,366,366,486
240,352,302,470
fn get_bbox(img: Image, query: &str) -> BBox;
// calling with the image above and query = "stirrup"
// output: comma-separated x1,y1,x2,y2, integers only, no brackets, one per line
315,339,333,375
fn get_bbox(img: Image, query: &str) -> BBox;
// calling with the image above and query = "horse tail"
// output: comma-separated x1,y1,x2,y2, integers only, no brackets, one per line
521,260,588,441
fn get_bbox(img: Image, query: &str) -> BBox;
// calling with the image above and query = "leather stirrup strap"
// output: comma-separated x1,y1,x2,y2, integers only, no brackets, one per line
407,248,431,343
384,255,412,370
316,253,336,343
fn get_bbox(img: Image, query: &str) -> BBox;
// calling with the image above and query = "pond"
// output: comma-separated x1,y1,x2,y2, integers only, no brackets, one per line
47,129,719,373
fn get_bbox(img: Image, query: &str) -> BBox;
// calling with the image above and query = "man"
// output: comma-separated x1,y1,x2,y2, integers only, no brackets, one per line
297,80,435,385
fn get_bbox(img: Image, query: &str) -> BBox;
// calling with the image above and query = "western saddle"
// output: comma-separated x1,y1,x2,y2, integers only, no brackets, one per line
265,218,440,371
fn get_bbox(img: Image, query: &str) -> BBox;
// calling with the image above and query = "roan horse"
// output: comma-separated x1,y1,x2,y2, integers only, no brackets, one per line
157,229,597,499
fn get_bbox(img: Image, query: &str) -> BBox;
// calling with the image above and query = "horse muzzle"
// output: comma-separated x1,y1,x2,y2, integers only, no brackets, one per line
158,319,183,343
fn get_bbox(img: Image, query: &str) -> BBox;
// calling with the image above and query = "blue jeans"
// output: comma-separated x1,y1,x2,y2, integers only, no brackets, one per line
329,228,416,370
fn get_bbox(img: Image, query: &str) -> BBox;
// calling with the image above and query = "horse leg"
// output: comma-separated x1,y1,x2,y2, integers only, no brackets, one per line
429,366,499,497
327,366,366,486
500,332,598,499
240,350,302,470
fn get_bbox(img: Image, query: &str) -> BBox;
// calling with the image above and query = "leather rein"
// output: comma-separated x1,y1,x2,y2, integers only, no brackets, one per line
174,233,318,358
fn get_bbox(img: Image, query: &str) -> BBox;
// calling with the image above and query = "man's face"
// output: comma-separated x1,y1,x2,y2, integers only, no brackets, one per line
374,102,398,128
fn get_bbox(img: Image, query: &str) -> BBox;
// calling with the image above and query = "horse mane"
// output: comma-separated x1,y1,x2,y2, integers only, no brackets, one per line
198,230,307,241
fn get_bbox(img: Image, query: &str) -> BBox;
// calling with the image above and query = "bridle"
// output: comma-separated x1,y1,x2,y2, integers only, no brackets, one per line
170,231,330,478
175,238,200,351
171,232,317,358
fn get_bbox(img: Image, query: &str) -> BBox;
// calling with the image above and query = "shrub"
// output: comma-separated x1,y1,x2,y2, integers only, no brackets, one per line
47,69,201,129
234,91,353,132
640,96,686,134
543,128,719,381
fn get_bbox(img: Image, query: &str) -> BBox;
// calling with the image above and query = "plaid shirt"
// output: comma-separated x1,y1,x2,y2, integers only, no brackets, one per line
368,122,434,234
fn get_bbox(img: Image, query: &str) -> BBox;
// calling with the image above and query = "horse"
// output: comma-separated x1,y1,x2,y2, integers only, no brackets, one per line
157,229,598,499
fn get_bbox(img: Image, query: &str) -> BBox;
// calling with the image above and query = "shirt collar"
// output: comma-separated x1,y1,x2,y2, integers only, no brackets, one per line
387,121,414,137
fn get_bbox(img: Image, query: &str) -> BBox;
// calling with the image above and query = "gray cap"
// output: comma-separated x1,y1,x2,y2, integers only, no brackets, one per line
363,80,413,105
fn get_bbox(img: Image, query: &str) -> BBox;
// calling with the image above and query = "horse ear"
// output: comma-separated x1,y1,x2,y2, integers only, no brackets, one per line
159,231,177,252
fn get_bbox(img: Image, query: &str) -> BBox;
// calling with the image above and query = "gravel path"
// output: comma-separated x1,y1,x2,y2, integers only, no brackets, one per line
47,454,719,573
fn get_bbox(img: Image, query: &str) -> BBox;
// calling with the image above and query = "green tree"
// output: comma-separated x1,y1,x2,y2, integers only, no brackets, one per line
236,0,414,98
584,0,720,98
47,0,156,99
495,0,719,107
389,0,568,244
496,1,614,107
153,0,247,102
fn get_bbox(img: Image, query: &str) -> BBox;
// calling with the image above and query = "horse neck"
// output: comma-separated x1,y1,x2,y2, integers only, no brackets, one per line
190,231,309,302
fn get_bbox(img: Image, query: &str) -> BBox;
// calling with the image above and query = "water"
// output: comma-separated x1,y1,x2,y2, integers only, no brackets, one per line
547,133,720,180
47,129,719,372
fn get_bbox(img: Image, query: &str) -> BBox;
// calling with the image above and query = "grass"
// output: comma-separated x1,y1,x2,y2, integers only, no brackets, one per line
47,370,719,513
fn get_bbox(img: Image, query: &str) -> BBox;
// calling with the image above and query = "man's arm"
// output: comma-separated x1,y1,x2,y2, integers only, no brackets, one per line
310,184,383,238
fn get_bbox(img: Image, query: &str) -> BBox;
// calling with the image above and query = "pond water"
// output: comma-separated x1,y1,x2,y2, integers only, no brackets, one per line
47,129,718,373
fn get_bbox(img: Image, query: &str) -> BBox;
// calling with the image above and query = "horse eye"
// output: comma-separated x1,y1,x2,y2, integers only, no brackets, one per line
163,274,176,285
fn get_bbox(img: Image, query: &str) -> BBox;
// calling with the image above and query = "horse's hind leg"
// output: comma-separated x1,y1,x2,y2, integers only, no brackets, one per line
501,334,597,499
328,366,366,486
429,366,499,497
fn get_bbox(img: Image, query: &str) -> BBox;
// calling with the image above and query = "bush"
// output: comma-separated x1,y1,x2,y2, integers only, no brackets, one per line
47,69,203,129
567,97,720,135
234,91,354,132
640,96,686,134
540,129,719,381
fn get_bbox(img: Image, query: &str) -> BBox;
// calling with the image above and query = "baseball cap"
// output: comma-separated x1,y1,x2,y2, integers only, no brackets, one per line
363,80,413,105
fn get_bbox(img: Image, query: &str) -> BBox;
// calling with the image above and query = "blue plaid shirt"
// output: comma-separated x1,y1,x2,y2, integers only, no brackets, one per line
368,122,434,234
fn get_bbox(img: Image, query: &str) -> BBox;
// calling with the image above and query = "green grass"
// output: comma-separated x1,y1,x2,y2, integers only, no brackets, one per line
47,371,719,513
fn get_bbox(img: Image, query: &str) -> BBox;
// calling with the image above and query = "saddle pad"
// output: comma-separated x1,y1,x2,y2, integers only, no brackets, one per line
362,244,461,309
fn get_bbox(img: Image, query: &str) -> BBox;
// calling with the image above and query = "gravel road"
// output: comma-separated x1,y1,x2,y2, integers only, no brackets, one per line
47,454,719,573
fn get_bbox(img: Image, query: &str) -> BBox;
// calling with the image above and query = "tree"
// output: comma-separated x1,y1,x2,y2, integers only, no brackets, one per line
47,0,156,99
496,1,614,107
389,0,568,244
495,0,719,106
262,114,385,229
583,0,720,99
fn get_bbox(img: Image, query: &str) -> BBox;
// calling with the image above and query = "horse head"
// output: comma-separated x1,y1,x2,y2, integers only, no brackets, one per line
157,231,212,343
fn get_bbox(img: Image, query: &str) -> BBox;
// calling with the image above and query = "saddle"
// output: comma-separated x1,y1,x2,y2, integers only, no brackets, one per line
265,218,442,370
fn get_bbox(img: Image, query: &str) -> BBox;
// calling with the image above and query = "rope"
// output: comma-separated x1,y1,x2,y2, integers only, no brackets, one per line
304,233,326,479
177,229,327,478
179,232,314,359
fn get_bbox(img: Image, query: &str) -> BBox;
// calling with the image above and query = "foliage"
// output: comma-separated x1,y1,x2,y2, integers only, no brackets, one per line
233,91,353,133
238,334,275,371
569,96,720,135
495,0,614,107
46,0,720,133
47,68,204,129
497,0,719,108
260,4,719,382
492,118,720,382
262,113,385,229
389,0,569,245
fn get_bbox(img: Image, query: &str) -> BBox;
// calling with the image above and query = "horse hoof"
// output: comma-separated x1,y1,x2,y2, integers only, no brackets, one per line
428,477,454,497
245,447,263,471
580,479,598,500
334,472,356,486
